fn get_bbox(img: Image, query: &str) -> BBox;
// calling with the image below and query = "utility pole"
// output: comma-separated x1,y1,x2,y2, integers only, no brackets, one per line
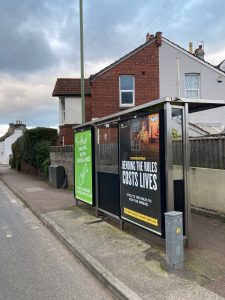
79,0,85,123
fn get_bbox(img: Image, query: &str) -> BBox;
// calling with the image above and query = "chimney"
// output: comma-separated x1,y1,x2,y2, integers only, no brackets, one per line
156,31,162,47
8,123,15,134
194,45,205,60
189,42,193,54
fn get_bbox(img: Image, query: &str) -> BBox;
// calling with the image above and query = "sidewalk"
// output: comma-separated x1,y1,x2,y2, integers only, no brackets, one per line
0,164,225,300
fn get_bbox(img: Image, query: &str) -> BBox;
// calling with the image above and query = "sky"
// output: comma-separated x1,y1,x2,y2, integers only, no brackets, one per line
1,0,225,137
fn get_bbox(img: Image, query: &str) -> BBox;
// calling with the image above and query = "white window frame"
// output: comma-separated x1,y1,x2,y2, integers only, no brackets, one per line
185,73,200,99
119,75,135,107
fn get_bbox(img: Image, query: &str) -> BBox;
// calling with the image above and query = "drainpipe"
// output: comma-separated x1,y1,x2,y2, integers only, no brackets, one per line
176,59,181,98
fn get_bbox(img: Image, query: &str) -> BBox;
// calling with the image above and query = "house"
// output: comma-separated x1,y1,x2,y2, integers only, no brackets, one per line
90,32,225,120
52,78,92,145
0,121,26,164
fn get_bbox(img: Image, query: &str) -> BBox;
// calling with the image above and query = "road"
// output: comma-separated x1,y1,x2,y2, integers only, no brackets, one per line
0,180,115,300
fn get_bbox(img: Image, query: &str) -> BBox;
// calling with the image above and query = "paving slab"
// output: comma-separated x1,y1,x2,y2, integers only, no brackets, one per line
1,164,225,299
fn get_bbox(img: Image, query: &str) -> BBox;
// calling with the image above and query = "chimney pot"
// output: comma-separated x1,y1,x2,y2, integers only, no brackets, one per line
189,42,193,53
194,45,205,60
146,33,155,42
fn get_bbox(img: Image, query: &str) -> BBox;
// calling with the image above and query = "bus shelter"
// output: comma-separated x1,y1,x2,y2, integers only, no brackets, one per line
74,97,225,246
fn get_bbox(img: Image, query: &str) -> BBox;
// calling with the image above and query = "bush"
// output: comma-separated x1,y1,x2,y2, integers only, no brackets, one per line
12,135,24,170
41,158,51,177
9,157,15,169
35,140,51,169
22,127,57,166
11,127,57,174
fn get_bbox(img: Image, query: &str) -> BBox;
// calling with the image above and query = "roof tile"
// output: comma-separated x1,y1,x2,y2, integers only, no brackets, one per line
52,78,91,97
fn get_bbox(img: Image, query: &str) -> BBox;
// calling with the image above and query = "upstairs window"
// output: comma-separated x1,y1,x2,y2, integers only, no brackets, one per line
61,99,65,122
119,75,135,107
185,74,200,99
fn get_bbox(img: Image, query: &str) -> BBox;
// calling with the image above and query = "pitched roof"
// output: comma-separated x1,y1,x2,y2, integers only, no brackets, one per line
162,37,225,76
217,59,225,69
0,132,11,142
52,78,91,97
90,33,225,81
0,124,26,142
90,37,157,81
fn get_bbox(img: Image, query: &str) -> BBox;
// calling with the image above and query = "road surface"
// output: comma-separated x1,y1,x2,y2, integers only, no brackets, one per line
0,180,115,300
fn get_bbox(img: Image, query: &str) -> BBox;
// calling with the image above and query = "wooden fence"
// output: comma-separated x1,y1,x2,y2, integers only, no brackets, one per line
173,137,225,169
50,137,225,171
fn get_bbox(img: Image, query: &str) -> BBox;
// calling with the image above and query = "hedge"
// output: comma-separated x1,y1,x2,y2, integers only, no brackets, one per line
11,127,57,176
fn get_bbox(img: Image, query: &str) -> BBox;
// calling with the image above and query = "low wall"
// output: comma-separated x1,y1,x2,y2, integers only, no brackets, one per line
50,147,225,214
174,166,225,214
50,146,74,188
190,167,225,213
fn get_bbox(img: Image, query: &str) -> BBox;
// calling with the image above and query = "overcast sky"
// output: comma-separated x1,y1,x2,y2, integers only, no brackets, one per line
1,0,225,136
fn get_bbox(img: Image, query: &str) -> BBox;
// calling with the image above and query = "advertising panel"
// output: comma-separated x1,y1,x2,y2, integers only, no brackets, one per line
74,129,93,205
120,113,162,235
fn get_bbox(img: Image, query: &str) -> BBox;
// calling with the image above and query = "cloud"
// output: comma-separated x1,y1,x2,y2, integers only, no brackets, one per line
0,0,79,74
0,124,10,138
0,0,225,137
206,46,225,65
0,73,58,127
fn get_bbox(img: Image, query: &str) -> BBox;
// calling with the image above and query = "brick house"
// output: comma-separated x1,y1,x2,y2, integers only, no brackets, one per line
90,32,225,119
52,32,225,143
52,78,92,145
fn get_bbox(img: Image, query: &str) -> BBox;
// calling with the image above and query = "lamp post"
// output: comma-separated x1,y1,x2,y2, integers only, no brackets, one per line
79,0,85,123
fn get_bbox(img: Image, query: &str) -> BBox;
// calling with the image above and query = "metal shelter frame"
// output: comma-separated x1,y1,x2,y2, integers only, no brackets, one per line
74,97,225,246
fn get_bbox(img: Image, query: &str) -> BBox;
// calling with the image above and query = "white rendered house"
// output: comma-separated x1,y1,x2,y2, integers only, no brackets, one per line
0,122,26,164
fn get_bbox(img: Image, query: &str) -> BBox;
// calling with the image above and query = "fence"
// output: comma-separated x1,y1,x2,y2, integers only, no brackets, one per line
173,136,225,169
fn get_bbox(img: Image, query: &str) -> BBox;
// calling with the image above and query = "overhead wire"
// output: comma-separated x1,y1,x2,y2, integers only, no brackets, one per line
122,0,174,55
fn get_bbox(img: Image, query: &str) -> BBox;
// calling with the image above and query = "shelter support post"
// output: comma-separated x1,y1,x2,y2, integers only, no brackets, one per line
183,103,191,248
94,125,99,218
164,102,174,211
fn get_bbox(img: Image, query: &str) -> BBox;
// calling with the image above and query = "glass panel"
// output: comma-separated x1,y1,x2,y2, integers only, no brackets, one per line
121,91,133,104
185,74,199,89
97,122,118,173
172,107,185,233
186,90,198,99
120,75,133,90
172,108,184,174
130,119,141,151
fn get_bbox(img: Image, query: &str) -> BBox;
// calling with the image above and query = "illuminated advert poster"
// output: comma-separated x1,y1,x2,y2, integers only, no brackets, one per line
119,113,162,235
74,129,93,205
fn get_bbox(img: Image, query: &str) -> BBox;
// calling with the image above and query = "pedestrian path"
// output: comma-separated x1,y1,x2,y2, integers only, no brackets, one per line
1,164,225,300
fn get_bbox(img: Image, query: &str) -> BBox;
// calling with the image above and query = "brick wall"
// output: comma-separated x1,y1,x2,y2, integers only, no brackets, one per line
99,127,118,144
50,146,74,188
91,39,160,119
59,124,74,145
85,95,92,122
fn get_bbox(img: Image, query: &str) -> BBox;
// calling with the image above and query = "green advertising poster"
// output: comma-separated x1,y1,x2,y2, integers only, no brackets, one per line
74,129,93,205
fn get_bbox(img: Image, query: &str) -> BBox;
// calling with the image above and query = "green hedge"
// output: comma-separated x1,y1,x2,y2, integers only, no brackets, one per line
11,127,57,176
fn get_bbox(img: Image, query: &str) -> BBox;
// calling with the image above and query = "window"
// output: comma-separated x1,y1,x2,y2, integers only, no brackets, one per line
185,74,200,99
119,75,135,107
61,99,65,122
